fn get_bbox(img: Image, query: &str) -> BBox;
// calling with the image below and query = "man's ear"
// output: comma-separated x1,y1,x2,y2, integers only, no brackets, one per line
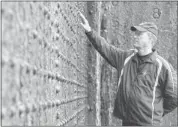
152,38,157,47
151,41,155,48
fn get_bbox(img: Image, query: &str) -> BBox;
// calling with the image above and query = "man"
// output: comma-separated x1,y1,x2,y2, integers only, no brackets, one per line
79,12,177,126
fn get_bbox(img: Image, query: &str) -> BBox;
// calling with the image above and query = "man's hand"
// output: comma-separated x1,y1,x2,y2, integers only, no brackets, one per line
79,12,91,32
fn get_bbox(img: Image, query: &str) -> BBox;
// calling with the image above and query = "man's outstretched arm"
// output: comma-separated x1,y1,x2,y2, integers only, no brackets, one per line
79,12,132,69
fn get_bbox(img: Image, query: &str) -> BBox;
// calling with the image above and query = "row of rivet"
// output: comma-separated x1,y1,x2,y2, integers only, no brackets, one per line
57,105,87,126
32,30,89,81
2,96,88,119
29,6,89,81
2,53,87,89
40,4,89,74
56,3,75,34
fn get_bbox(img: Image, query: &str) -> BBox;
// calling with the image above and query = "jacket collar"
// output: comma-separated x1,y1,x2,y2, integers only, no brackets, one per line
132,49,157,63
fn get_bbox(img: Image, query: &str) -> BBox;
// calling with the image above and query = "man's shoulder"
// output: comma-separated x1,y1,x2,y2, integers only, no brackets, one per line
155,54,173,72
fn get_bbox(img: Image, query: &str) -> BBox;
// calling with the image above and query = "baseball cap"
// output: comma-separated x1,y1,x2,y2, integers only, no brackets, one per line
130,22,158,37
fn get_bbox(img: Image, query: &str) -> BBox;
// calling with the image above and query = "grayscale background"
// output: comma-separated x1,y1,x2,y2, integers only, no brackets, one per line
1,1,177,126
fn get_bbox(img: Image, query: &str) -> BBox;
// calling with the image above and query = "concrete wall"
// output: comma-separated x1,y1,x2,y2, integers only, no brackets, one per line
108,2,177,70
100,1,177,126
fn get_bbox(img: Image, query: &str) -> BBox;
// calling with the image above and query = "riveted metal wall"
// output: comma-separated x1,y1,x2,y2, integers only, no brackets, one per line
2,2,93,126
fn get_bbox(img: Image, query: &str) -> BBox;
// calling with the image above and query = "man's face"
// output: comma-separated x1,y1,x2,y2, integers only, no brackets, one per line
133,30,152,50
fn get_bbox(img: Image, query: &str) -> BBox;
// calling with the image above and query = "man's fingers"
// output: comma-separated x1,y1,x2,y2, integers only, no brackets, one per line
79,14,85,23
79,12,87,24
78,11,91,32
80,23,85,28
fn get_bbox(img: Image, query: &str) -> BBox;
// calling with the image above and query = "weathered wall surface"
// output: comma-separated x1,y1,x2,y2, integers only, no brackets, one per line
109,1,177,70
100,1,177,126
1,1,177,126
2,2,95,126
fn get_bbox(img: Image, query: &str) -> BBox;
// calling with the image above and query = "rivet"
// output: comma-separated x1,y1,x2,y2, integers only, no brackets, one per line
55,86,60,94
56,113,60,120
26,67,30,74
52,102,55,107
9,60,15,68
32,103,37,112
43,7,48,16
57,3,60,9
47,14,50,20
25,104,30,114
55,10,58,15
55,22,59,27
10,106,16,118
47,101,51,108
56,35,59,40
32,30,38,39
19,104,25,117
57,29,60,33
51,21,54,26
33,69,36,75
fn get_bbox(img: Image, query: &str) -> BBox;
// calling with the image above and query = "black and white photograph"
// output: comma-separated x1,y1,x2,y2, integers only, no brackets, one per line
1,1,177,126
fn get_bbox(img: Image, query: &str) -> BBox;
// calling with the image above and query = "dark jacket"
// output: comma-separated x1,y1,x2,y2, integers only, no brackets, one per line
85,30,177,126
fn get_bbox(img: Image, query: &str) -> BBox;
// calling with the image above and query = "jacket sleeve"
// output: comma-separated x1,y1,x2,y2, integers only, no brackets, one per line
85,30,132,69
162,64,177,116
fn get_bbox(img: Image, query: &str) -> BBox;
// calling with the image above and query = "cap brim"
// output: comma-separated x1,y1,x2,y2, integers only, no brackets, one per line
130,26,147,32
